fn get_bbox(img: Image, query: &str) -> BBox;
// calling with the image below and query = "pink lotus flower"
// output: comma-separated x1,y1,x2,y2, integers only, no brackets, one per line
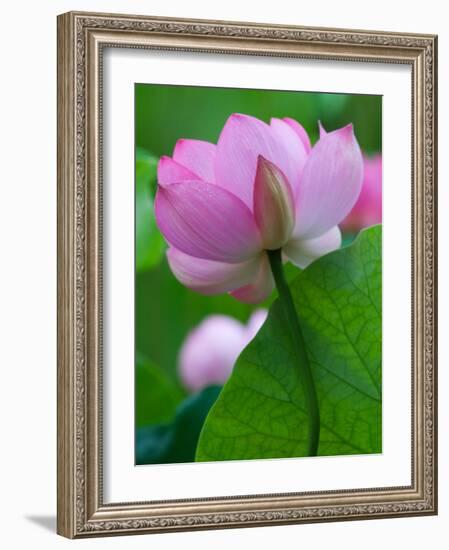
179,310,268,392
155,114,363,303
340,154,382,233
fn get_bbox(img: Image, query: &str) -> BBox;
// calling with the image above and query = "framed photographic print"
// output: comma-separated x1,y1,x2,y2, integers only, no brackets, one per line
57,11,438,538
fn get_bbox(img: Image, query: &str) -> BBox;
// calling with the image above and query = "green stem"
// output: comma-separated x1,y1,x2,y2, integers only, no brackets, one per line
267,249,320,456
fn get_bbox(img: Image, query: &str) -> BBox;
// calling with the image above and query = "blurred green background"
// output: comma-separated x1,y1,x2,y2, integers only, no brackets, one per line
136,85,381,159
134,83,382,464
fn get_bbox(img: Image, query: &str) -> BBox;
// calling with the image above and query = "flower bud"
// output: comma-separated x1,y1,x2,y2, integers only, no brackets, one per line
253,155,295,250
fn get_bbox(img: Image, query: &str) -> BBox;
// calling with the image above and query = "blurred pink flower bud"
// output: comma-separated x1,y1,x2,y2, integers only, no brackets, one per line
340,154,382,233
179,310,268,392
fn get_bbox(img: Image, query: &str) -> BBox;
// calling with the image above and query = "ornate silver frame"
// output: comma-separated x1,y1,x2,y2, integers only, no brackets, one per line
57,11,438,538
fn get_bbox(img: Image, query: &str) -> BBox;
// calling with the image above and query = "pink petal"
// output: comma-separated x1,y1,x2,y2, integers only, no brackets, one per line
269,118,308,189
284,226,342,268
318,121,328,139
231,253,274,303
282,117,312,153
215,113,305,208
179,315,247,391
157,156,197,186
293,124,364,239
340,154,382,233
166,247,262,295
155,180,261,263
253,156,295,249
173,139,216,183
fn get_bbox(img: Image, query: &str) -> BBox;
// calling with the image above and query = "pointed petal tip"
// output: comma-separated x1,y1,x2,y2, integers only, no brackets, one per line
226,112,265,127
172,138,217,183
157,155,171,169
320,122,355,141
173,137,193,156
255,155,289,181
256,154,270,167
337,123,355,141
173,138,188,157
255,155,286,189
254,154,285,185
228,112,248,122
342,122,354,134
173,138,185,151
318,120,327,138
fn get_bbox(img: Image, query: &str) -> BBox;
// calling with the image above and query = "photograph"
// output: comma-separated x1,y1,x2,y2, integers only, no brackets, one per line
0,0,443,544
134,84,383,466
1,0,444,544
55,10,437,537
